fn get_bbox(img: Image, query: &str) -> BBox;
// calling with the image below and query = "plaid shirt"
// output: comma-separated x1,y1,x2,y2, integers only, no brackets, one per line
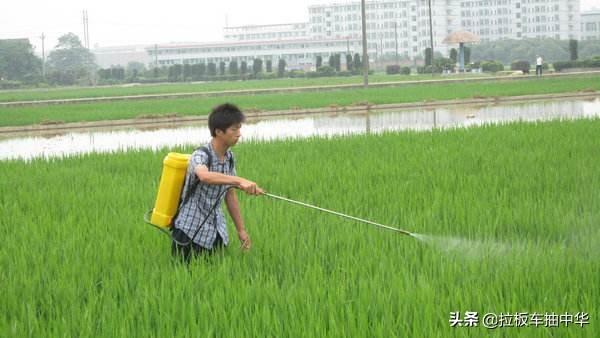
173,142,236,249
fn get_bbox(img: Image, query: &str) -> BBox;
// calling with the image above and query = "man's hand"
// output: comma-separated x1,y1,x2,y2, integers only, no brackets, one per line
238,229,252,251
237,178,264,196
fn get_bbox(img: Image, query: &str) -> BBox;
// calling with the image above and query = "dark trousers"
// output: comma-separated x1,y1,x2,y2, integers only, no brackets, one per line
171,228,223,263
536,65,542,76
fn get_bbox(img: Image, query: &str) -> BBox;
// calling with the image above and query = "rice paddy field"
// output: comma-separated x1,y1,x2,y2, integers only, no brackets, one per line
0,75,599,127
0,73,490,103
1,118,599,337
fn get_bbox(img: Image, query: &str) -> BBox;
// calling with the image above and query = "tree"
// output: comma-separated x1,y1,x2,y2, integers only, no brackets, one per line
424,47,433,66
464,47,471,64
328,55,335,68
569,39,578,61
168,64,182,81
219,61,226,76
277,59,286,77
0,38,42,83
580,39,600,59
183,64,192,81
191,63,206,80
449,48,458,63
346,54,353,71
46,33,96,85
240,61,248,75
334,54,341,72
470,38,569,64
229,61,239,75
252,58,263,74
266,60,272,73
207,62,217,76
353,53,362,71
316,55,323,69
126,61,145,80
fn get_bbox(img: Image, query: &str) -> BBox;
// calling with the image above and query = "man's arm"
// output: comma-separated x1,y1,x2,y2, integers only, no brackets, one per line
194,165,263,195
225,188,251,250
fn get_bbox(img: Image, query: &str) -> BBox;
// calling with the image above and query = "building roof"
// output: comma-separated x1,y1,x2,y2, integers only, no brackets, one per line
224,22,307,29
150,37,362,50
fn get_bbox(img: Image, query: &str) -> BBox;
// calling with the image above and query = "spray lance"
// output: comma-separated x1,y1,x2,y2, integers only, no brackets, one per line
261,192,415,237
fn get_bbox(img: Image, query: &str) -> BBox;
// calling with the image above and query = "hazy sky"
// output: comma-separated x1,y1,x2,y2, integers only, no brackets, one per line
1,0,597,53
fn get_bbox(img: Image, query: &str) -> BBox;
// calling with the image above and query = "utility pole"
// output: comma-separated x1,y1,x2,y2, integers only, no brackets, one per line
428,0,434,77
82,10,89,49
40,33,46,80
86,10,90,49
394,22,399,65
346,36,350,55
154,44,158,69
360,0,368,88
380,36,383,63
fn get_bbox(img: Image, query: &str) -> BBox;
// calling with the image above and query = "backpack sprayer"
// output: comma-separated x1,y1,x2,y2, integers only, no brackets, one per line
145,152,415,239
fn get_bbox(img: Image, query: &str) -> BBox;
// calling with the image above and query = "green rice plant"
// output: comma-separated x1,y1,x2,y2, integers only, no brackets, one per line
0,73,490,102
0,75,598,127
1,119,599,337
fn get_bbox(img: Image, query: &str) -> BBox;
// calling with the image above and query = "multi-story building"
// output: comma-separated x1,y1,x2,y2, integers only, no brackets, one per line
224,23,308,41
461,0,580,41
308,0,459,59
147,0,583,70
581,10,600,40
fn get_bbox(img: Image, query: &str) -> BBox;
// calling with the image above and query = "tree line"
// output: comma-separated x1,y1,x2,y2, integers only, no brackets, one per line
1,33,599,89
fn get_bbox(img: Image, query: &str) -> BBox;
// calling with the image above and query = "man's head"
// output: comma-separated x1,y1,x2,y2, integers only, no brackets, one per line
208,103,246,146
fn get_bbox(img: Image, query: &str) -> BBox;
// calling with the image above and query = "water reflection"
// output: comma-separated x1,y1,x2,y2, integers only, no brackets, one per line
1,97,598,161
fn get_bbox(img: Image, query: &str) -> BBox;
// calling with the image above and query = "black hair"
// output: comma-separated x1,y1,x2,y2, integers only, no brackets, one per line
208,103,245,137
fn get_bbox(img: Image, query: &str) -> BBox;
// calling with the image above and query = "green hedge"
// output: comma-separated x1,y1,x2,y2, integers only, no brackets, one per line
553,56,600,71
481,61,505,73
511,60,530,72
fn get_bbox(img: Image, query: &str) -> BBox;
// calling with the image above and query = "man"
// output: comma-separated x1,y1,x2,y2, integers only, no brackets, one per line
536,55,543,77
171,103,264,262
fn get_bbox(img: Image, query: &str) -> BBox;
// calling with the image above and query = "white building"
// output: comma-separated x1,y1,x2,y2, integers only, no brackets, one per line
148,37,359,71
224,23,309,41
581,10,600,40
308,0,459,59
461,0,580,41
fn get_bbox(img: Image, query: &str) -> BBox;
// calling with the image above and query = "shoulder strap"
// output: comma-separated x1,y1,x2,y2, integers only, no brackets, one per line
181,146,212,203
228,152,235,170
171,146,214,226
197,146,212,169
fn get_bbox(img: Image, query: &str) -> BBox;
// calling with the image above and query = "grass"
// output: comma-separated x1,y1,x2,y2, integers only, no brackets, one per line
0,73,491,102
0,75,599,127
1,119,599,337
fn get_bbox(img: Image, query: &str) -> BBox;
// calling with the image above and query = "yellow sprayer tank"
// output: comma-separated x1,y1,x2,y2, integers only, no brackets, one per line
150,152,191,228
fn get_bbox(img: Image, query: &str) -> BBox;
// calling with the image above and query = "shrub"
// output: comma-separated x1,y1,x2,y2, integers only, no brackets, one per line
0,80,23,89
511,60,530,73
416,65,441,74
386,65,401,75
316,65,335,76
582,56,600,68
553,60,579,71
480,61,504,72
288,70,305,78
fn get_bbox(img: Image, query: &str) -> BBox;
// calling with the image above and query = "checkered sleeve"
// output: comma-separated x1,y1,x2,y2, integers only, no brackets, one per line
190,149,209,176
